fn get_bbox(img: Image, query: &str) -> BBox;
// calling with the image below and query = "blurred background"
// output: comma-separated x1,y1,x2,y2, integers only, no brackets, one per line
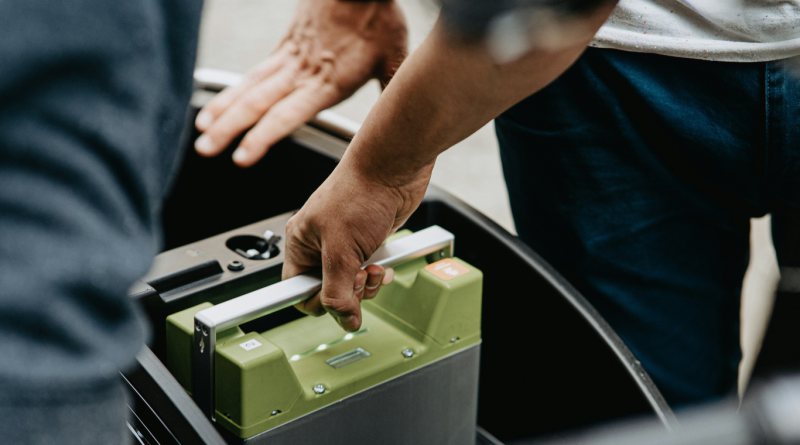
195,0,781,397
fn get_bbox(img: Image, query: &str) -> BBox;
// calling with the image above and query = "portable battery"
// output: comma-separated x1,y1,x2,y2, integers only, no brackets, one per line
164,227,483,444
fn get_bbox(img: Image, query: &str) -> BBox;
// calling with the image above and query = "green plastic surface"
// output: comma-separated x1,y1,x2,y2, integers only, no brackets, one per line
166,230,483,438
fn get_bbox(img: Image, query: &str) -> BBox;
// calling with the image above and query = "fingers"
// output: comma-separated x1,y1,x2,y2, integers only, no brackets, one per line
231,79,336,167
333,269,369,331
383,267,394,285
283,215,397,332
318,253,365,332
195,69,297,158
284,214,326,316
353,269,368,301
295,265,393,318
363,265,385,300
378,48,407,90
195,57,337,166
195,50,289,133
294,292,325,317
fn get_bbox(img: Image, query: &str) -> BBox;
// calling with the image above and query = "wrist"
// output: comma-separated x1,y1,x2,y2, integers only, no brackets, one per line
340,135,435,190
330,151,433,232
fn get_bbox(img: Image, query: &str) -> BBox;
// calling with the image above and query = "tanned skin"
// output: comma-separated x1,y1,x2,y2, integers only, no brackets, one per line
196,0,617,331
282,2,618,331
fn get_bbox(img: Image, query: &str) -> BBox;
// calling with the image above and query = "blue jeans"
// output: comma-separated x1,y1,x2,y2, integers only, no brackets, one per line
496,48,800,406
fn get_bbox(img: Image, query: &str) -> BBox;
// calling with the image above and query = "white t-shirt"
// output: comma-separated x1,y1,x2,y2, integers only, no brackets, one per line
592,0,800,61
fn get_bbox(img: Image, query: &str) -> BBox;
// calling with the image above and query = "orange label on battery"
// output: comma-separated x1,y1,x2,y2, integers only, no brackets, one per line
424,259,470,281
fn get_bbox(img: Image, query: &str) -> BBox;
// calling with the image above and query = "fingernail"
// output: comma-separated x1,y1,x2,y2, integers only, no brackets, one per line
195,111,213,130
366,270,384,289
232,147,249,164
382,268,395,285
340,315,359,330
195,135,214,154
354,271,368,293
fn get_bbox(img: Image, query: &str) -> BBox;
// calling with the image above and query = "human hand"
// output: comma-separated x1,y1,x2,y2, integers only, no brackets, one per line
194,0,407,167
282,156,433,332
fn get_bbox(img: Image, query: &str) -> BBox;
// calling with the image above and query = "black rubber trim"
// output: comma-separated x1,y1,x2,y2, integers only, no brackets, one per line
123,347,227,445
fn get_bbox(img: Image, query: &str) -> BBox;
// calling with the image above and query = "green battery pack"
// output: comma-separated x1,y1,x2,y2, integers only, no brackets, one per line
165,230,482,440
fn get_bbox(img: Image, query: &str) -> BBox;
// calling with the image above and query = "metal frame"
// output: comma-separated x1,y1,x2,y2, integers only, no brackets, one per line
192,225,455,420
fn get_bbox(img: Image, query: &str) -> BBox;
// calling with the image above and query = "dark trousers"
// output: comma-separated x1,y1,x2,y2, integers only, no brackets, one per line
496,48,800,406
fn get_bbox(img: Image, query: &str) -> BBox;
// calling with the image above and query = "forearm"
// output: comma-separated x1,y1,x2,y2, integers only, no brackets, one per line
341,3,616,184
283,0,617,332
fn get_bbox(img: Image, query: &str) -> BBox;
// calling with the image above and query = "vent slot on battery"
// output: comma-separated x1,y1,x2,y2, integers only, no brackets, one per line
326,348,371,369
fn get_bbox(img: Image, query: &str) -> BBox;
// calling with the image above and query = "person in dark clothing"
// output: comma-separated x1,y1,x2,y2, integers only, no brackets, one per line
0,1,202,442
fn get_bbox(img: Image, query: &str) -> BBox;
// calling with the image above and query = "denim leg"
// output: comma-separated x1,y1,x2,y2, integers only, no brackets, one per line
764,60,800,210
766,59,800,270
496,48,769,406
765,60,800,358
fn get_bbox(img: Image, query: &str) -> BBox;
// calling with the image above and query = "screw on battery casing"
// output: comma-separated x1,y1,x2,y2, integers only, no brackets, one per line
271,410,281,416
313,385,326,394
401,349,414,358
228,260,244,271
450,337,459,343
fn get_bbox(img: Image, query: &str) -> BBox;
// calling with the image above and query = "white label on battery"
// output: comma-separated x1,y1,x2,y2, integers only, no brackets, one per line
239,339,262,351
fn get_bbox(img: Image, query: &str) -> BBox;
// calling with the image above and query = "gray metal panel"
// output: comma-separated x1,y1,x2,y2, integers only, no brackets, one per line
239,345,481,445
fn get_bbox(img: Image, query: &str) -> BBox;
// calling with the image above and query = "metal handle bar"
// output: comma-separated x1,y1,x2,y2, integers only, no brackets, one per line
193,225,455,420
